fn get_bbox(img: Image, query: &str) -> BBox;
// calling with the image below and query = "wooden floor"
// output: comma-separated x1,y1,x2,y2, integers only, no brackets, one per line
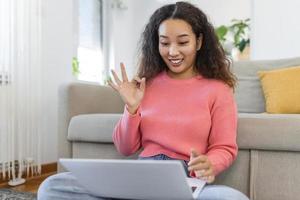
0,172,56,194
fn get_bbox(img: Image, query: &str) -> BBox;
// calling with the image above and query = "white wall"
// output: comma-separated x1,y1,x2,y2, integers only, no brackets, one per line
251,0,300,60
41,0,74,163
191,0,251,27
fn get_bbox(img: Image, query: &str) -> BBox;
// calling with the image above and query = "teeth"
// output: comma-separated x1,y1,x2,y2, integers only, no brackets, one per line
170,59,183,64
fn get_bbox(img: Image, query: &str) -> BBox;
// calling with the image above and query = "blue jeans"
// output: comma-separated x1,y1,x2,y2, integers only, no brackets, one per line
38,155,249,200
138,154,190,176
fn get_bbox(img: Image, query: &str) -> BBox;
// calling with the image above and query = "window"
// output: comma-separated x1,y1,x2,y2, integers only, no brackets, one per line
77,0,104,83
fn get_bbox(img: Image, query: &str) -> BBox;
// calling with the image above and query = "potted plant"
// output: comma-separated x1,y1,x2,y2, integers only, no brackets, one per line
215,18,250,60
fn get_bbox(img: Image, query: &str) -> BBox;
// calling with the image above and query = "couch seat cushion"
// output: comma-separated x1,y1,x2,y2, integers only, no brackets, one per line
237,113,300,151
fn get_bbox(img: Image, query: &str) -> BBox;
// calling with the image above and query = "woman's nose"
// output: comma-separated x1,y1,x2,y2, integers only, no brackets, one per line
168,45,179,56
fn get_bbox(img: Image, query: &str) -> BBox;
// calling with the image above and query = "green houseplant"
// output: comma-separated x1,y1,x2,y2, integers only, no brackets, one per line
215,18,250,55
72,57,80,78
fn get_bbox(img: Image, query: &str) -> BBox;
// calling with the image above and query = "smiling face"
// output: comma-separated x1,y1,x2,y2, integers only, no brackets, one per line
158,19,202,79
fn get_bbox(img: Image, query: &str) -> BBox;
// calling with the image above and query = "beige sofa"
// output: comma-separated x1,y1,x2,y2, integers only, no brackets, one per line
58,57,300,200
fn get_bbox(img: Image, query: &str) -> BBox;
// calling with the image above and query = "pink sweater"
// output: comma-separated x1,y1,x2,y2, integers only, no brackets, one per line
113,71,238,176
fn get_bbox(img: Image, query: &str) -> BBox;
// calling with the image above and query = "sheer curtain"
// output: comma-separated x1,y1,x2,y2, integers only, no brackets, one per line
0,0,42,185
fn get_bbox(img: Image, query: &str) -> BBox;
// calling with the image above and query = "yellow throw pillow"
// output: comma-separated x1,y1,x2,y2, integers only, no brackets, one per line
257,66,300,114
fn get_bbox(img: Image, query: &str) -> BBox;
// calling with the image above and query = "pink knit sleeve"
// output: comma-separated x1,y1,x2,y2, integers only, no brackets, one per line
112,106,142,156
206,85,238,176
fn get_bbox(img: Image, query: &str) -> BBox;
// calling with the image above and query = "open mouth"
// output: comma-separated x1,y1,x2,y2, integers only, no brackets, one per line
168,58,184,66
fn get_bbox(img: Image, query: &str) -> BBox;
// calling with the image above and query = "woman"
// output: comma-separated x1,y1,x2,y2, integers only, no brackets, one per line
38,2,249,200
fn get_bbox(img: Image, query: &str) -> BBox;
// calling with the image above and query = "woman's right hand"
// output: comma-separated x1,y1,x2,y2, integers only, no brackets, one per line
107,63,146,115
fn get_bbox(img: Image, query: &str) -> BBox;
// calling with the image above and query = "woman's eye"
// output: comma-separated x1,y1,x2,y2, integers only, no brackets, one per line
179,41,189,45
160,42,169,46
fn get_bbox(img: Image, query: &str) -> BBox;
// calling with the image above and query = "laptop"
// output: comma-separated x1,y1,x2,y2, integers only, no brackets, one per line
60,158,206,200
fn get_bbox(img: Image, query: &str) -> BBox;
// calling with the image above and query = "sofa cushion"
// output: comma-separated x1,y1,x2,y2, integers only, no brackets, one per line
235,76,265,113
257,66,300,114
237,113,300,151
233,57,300,113
232,57,300,77
68,114,122,143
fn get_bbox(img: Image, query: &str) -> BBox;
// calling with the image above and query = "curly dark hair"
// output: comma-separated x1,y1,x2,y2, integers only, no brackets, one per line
137,1,236,88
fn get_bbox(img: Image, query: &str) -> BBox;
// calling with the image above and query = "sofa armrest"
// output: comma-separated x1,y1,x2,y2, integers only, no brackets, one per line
67,82,124,117
68,114,122,143
57,82,124,171
237,113,300,151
